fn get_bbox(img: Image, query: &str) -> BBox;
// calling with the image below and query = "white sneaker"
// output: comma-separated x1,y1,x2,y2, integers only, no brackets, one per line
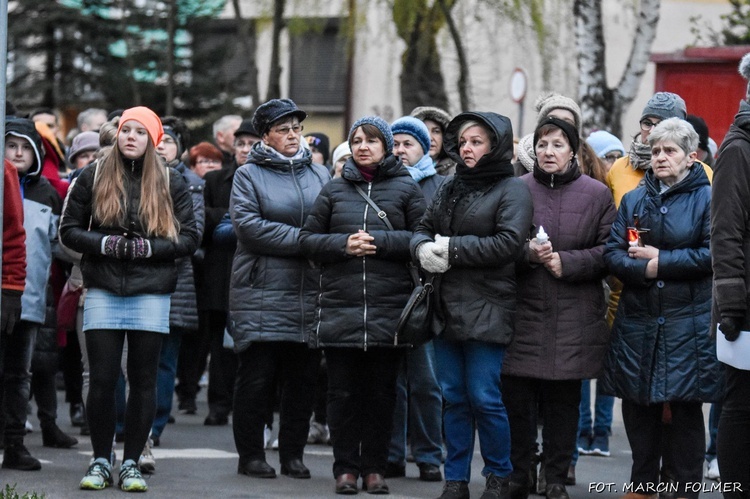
263,426,272,449
24,420,33,433
271,437,279,450
138,438,156,474
705,458,720,480
307,421,330,444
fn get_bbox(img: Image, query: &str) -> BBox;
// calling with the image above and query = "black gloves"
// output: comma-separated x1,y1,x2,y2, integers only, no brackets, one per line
102,236,151,260
719,316,743,342
1,290,22,335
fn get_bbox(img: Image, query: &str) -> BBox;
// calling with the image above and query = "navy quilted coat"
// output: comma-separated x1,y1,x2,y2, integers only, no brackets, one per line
601,165,723,404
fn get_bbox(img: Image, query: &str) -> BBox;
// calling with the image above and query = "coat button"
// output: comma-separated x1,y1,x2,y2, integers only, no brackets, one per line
657,280,665,288
660,206,668,214
657,317,666,325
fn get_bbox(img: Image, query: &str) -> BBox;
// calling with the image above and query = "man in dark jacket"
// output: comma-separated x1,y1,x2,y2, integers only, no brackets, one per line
179,117,247,424
710,51,750,499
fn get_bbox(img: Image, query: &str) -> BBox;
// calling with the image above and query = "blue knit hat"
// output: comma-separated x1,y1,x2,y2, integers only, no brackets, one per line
641,92,687,121
586,130,625,159
349,116,394,152
391,116,431,155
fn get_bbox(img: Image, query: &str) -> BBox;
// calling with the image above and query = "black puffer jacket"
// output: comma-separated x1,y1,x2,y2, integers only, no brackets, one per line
169,161,205,331
411,112,533,345
227,144,329,352
300,154,426,349
59,158,200,296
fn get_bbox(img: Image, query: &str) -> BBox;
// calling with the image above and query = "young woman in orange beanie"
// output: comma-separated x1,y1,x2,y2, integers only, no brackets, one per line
60,106,200,492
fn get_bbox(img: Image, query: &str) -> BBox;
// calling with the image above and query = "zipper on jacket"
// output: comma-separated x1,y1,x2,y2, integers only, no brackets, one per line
314,269,324,348
291,165,308,341
362,182,371,351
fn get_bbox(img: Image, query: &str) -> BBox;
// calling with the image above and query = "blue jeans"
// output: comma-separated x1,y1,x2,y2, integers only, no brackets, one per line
0,321,38,440
705,402,721,460
578,379,614,435
434,339,511,482
388,341,443,467
152,329,186,439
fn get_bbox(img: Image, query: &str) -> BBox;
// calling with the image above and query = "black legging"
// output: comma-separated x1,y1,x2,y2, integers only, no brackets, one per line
86,329,162,464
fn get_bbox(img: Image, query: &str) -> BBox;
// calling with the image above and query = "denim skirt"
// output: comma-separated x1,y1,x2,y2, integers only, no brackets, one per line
83,288,170,333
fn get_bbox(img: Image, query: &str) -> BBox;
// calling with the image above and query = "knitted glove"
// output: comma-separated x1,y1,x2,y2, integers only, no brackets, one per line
719,316,743,342
128,238,152,259
102,235,130,260
0,290,22,335
417,242,450,274
434,234,450,258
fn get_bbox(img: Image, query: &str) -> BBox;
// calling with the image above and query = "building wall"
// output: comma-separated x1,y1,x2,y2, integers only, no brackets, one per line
226,0,733,145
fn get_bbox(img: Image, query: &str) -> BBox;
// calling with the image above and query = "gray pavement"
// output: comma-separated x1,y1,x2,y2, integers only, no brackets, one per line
0,393,724,498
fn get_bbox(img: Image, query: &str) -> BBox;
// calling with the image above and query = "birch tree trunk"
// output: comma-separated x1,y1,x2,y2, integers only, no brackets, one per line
266,0,285,101
165,0,176,115
231,0,259,109
576,0,660,137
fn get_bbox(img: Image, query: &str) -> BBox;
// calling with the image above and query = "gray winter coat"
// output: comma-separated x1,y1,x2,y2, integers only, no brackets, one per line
227,144,329,353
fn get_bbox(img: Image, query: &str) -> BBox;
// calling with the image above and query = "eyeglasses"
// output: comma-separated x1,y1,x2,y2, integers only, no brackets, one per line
196,159,221,165
234,139,257,148
603,153,622,164
640,119,661,131
271,124,303,135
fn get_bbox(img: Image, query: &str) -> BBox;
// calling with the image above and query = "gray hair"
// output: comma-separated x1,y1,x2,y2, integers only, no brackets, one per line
648,117,699,155
77,108,107,129
212,115,242,138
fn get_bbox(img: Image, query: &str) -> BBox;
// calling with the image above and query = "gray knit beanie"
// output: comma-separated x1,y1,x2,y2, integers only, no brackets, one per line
641,92,687,121
740,52,750,101
349,116,394,152
535,92,582,134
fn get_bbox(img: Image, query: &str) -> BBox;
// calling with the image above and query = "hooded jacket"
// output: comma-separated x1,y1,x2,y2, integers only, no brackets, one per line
601,165,722,403
503,160,616,380
227,144,329,352
300,154,426,349
6,118,61,324
59,156,200,296
411,112,533,345
712,100,750,332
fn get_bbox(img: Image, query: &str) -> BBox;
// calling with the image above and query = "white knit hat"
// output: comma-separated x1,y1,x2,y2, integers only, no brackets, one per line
535,92,582,134
740,52,750,101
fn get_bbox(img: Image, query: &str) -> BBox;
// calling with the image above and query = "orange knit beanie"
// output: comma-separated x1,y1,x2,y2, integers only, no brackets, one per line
117,106,163,147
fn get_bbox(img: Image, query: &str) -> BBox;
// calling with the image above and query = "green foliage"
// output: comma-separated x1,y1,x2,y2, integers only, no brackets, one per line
0,483,44,499
721,0,750,45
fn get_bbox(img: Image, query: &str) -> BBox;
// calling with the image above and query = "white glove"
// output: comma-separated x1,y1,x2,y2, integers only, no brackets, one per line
434,234,450,257
417,241,450,274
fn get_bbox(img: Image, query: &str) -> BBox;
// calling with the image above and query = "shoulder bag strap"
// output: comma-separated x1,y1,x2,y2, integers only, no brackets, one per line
353,183,394,231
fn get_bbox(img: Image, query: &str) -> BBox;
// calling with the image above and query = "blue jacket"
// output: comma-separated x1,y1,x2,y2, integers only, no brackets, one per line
601,165,722,404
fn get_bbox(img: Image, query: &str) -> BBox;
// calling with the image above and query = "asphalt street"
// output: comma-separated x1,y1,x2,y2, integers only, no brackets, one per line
0,393,724,499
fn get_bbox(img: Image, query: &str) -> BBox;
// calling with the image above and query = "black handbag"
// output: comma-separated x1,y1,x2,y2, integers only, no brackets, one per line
395,264,435,347
352,184,435,347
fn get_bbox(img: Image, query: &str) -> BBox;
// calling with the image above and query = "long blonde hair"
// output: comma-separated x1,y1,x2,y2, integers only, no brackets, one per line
93,139,179,241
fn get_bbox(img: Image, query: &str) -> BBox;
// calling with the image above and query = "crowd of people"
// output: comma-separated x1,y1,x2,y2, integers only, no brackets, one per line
1,52,750,499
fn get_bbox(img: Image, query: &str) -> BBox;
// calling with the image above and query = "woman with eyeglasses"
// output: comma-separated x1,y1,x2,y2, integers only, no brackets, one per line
228,99,329,480
188,142,223,178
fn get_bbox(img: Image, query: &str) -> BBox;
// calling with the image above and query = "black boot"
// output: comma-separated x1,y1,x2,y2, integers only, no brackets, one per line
70,403,86,427
42,424,78,448
2,438,41,470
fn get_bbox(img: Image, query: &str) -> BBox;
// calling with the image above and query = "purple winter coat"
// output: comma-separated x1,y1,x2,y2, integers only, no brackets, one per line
502,162,616,380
